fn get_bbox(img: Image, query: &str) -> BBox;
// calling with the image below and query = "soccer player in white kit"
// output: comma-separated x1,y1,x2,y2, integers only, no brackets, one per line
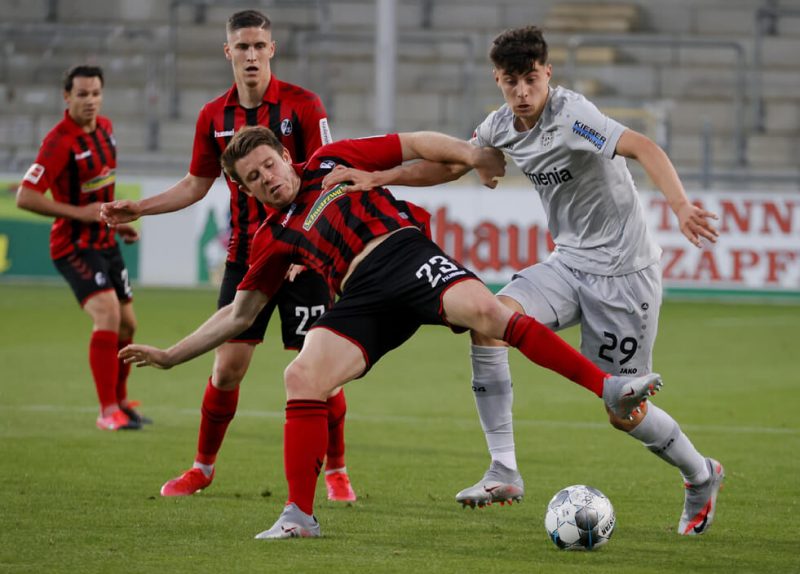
322,26,724,536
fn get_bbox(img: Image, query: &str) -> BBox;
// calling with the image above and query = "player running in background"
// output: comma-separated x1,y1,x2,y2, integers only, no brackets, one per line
322,26,723,536
17,65,148,431
118,125,662,539
101,10,354,501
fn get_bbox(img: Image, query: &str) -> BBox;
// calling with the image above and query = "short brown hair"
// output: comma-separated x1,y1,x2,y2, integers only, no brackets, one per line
489,26,548,75
227,10,271,34
63,65,104,92
221,126,284,185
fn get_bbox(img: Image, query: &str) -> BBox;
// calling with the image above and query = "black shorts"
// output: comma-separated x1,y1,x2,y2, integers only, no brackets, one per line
219,261,332,349
54,246,133,307
311,228,478,373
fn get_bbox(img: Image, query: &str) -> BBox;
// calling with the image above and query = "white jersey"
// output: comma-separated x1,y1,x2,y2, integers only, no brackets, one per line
472,85,661,276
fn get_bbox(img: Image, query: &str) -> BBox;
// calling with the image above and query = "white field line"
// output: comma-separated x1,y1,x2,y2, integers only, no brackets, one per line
0,404,797,436
702,316,800,327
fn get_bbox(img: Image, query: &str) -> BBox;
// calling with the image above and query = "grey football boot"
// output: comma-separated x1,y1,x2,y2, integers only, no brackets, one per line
455,461,524,508
254,503,321,539
678,458,725,536
602,373,663,420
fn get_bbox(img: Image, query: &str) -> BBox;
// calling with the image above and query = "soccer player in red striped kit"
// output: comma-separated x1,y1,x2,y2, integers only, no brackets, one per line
119,125,662,539
101,10,354,500
17,65,147,431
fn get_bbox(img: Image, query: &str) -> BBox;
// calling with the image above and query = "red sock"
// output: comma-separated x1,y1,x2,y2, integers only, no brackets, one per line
89,330,119,412
116,338,132,404
196,378,240,466
502,312,606,397
284,400,328,515
325,390,347,470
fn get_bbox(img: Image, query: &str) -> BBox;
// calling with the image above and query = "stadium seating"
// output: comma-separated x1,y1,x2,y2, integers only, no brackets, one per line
2,0,800,186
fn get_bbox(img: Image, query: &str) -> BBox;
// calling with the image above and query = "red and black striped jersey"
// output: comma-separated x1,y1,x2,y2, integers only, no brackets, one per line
190,76,331,265
239,134,432,299
22,111,117,259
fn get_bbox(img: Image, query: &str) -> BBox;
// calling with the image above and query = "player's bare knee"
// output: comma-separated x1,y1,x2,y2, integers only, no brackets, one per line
283,359,317,398
119,318,137,341
468,297,508,339
212,357,248,389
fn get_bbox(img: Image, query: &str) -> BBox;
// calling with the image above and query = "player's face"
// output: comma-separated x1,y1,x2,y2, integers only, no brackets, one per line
235,144,299,209
225,27,275,89
64,76,103,130
494,63,551,130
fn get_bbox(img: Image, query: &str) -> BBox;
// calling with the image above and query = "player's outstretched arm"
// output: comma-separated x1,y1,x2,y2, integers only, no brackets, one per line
119,289,269,369
321,160,469,192
101,174,216,225
17,185,101,222
615,129,719,248
398,132,505,188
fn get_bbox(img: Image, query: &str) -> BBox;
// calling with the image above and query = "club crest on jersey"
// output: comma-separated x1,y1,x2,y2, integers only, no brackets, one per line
541,131,554,148
303,184,347,231
280,119,293,136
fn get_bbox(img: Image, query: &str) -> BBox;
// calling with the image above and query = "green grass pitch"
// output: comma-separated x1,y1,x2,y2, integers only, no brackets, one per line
1,282,798,573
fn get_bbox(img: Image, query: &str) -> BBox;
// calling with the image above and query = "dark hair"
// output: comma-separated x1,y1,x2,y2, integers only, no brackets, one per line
221,126,284,185
63,65,104,92
227,9,271,34
489,26,548,75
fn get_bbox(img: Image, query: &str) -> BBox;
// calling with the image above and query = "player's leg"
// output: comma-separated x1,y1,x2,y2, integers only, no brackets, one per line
160,341,256,496
105,248,150,424
256,327,366,540
161,262,266,496
579,265,722,535
457,263,579,508
54,249,139,430
276,269,356,501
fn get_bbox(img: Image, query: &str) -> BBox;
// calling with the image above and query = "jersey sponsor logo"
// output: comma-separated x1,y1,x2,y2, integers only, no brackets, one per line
23,163,45,185
75,149,93,160
80,166,116,194
319,118,332,145
524,166,573,187
214,129,235,138
572,120,607,150
303,184,346,231
280,118,293,136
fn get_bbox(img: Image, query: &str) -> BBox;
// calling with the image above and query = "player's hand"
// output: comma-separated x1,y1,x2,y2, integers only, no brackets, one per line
119,344,174,369
677,202,719,248
321,165,380,192
285,264,307,282
471,147,505,189
101,200,142,225
115,223,140,244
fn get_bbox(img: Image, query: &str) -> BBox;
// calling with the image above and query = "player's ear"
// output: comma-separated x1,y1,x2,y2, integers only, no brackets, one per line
223,42,232,61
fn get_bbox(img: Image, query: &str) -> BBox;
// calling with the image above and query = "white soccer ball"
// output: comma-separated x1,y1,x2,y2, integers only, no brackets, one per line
544,484,616,550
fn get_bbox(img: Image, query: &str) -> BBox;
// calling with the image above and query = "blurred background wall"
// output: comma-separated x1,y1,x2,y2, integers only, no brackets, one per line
0,0,798,297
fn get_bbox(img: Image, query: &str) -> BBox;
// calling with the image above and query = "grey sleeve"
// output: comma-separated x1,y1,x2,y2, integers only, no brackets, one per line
562,95,626,159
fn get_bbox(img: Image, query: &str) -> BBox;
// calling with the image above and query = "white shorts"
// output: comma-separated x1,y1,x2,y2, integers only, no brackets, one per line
498,257,662,377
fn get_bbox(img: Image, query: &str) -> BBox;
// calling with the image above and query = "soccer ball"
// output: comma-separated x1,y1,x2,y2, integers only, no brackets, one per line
544,485,616,550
